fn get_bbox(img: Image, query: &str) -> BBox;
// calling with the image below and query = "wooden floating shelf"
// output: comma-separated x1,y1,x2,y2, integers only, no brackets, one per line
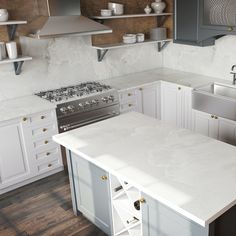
93,39,172,62
0,56,32,75
0,20,27,26
93,39,172,50
91,13,173,20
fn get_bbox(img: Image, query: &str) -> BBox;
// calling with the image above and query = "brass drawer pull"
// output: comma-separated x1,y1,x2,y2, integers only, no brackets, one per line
41,116,45,119
178,87,181,90
128,104,133,107
211,115,214,119
139,198,146,204
43,128,47,132
139,88,143,91
48,164,52,167
215,116,218,120
22,117,27,122
128,93,132,96
101,175,108,181
46,152,50,156
44,140,49,144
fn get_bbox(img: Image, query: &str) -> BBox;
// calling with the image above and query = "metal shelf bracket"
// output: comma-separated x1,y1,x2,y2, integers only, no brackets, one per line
97,49,109,62
157,41,170,52
14,61,24,75
7,24,18,41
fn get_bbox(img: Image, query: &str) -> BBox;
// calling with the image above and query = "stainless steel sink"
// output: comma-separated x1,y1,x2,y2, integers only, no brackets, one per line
192,83,236,121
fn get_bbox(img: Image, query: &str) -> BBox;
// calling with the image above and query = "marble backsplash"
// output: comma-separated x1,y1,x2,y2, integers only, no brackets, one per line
0,36,162,101
163,35,236,81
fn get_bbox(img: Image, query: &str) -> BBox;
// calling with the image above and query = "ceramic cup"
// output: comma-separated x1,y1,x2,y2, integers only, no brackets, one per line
0,42,6,61
6,41,18,59
136,33,145,43
0,9,9,22
101,9,112,17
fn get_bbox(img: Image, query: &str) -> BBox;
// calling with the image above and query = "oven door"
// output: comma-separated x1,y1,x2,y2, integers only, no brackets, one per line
58,104,120,133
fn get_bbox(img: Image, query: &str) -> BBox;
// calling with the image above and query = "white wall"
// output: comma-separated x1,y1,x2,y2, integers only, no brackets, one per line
0,36,162,101
163,35,236,80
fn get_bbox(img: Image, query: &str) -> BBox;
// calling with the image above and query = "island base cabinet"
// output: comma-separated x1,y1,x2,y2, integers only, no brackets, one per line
68,151,113,236
141,192,210,236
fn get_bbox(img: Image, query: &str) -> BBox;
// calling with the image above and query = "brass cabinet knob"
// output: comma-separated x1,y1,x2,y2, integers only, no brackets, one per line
178,87,181,90
46,152,50,156
215,116,218,120
128,104,133,107
48,164,52,167
139,198,146,204
211,115,214,119
228,26,233,32
139,88,143,91
43,128,47,132
101,175,108,181
41,116,45,120
44,140,49,144
22,117,27,122
128,93,132,96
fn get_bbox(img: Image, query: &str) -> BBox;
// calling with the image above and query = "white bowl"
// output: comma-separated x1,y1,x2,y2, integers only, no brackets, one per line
0,9,9,22
101,9,112,17
123,34,136,44
108,2,124,15
136,33,145,42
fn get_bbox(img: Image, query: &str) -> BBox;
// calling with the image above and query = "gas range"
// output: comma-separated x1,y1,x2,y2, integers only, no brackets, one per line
35,81,120,132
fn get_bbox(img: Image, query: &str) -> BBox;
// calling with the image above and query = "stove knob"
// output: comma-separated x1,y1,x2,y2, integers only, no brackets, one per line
92,99,99,105
108,95,115,101
78,103,84,109
60,107,67,113
67,105,75,112
85,101,91,107
102,97,109,103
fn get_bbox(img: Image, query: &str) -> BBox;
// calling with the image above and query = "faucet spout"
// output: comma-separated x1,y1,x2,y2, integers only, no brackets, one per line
231,65,236,71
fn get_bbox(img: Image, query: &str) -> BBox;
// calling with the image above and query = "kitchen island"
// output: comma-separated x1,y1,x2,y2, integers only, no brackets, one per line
53,112,236,236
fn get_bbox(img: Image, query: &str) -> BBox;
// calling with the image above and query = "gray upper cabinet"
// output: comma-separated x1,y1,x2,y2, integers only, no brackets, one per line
69,152,113,235
174,0,236,46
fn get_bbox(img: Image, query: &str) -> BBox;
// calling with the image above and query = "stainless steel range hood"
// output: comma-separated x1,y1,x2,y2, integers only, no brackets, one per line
29,0,112,39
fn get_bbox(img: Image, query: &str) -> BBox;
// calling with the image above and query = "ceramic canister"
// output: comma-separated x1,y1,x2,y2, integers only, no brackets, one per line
6,41,18,59
0,9,9,22
0,42,7,60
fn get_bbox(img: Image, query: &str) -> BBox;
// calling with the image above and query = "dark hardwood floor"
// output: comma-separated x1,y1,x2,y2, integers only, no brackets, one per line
0,172,106,236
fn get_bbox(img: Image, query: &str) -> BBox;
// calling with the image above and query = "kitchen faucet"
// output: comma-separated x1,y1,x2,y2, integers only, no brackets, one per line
231,65,236,85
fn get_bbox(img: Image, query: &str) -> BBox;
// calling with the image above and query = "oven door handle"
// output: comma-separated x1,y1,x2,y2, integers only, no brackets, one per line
60,112,119,131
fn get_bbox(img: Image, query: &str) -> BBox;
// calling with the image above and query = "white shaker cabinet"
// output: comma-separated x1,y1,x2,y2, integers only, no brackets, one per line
0,119,33,189
119,83,161,120
0,109,63,194
161,81,192,129
193,110,236,146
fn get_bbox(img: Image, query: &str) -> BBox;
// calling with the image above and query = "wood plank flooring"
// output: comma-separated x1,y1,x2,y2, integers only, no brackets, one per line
0,172,106,236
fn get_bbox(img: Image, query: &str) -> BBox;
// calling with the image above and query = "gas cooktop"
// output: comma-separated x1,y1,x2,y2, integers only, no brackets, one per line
35,82,112,103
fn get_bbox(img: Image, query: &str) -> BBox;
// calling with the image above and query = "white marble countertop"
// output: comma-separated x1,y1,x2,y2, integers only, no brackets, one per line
53,112,236,227
103,67,229,91
0,95,56,123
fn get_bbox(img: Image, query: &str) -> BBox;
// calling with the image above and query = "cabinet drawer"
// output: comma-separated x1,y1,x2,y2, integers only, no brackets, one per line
35,146,60,162
31,123,57,138
33,137,55,149
120,101,137,113
119,89,137,102
37,159,61,173
22,110,56,127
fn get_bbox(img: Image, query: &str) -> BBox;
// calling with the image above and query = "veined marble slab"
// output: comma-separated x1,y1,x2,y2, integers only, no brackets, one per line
0,95,56,122
53,112,236,227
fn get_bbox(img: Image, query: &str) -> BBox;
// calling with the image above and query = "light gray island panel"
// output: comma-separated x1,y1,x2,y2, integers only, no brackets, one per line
68,151,113,236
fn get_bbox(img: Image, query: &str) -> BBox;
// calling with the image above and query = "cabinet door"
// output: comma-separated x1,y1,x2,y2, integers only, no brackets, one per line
218,117,236,146
142,192,209,236
136,85,157,119
192,110,218,139
161,82,182,127
69,152,112,235
0,120,31,188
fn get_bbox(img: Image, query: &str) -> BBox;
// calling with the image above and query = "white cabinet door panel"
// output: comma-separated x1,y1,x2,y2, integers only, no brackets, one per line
0,122,31,187
218,118,236,146
142,86,157,118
